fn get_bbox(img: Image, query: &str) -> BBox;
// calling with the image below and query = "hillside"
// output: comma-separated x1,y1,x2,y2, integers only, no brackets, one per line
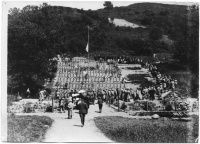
8,3,198,95
97,3,188,40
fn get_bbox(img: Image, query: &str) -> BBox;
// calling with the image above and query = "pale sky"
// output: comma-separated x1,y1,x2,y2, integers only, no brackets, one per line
3,0,199,12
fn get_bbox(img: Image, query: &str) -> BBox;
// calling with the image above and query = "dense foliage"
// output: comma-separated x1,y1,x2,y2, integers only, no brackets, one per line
8,3,112,96
8,2,199,97
103,1,113,12
173,5,199,97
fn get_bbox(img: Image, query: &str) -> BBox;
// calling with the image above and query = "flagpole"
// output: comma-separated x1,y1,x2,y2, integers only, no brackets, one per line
88,26,89,63
86,25,89,89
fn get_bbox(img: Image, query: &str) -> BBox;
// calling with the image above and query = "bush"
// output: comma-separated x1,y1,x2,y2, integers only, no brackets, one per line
149,27,162,40
7,95,17,106
128,101,159,111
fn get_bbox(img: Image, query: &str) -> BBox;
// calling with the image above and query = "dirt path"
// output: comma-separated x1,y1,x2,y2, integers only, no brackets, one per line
16,103,139,142
43,103,134,142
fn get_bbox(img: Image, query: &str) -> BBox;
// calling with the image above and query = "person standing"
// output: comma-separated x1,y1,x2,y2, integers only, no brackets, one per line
67,99,74,119
78,98,88,127
39,89,45,102
84,94,90,109
26,88,30,98
98,96,103,113
58,90,64,112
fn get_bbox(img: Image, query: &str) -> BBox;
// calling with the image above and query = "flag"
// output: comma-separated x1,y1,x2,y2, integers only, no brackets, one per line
88,22,98,31
86,42,89,52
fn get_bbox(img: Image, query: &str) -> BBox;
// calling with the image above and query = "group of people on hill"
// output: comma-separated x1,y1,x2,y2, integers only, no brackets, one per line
143,64,178,99
94,55,147,65
149,64,178,91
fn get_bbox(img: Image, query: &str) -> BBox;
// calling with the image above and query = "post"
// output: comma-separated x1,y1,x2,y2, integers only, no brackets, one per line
147,100,148,111
88,25,89,72
52,92,54,112
118,81,121,112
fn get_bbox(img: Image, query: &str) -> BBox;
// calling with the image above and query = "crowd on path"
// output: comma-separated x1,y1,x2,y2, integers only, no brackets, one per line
40,55,181,111
38,55,182,115
35,54,199,128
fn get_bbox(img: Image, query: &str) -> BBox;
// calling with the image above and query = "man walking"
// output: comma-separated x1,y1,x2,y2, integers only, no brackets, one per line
78,98,88,127
67,99,74,119
98,96,103,113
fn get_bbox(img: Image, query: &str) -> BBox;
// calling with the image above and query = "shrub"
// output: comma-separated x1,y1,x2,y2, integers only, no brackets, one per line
7,95,17,106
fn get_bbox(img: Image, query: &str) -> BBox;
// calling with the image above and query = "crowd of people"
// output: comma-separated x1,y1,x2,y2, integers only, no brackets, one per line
145,64,178,99
94,55,148,65
50,55,180,111
36,55,182,126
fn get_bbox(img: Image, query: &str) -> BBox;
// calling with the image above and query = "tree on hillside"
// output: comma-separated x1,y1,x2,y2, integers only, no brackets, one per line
149,27,162,40
110,17,114,21
103,1,113,13
174,5,199,98
8,3,114,96
141,17,152,25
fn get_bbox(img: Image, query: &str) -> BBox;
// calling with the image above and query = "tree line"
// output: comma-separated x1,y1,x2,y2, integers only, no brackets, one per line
8,2,199,97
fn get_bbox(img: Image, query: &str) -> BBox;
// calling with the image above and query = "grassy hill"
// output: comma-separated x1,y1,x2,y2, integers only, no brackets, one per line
8,2,198,96
97,3,188,41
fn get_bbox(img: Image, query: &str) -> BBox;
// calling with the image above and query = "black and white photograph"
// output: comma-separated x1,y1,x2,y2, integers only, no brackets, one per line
1,0,199,143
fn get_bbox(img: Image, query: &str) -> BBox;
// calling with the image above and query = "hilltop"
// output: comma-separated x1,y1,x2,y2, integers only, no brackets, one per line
97,3,188,40
8,3,198,96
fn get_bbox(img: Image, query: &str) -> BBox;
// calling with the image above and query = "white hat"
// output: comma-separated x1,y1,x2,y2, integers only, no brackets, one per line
72,93,79,97
79,90,86,93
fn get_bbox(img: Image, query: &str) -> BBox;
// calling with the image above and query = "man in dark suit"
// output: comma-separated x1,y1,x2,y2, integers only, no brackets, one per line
98,96,103,113
78,98,88,127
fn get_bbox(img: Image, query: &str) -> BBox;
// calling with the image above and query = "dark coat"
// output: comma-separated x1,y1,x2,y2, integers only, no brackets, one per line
78,101,88,114
98,98,103,105
84,97,90,108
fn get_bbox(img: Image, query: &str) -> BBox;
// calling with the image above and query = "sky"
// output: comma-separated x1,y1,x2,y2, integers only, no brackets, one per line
3,0,199,12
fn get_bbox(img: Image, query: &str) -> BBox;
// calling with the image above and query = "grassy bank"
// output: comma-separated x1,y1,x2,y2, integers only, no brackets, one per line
8,115,54,142
94,115,199,143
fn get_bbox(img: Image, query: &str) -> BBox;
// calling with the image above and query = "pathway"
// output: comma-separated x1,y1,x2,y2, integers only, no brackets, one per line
43,103,134,142
16,102,147,142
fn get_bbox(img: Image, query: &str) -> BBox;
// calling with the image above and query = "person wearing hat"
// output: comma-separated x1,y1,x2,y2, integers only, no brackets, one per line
110,89,115,104
116,88,121,101
84,92,90,109
130,88,135,100
67,99,74,119
124,88,129,102
174,79,178,88
77,98,88,127
98,95,104,113
102,90,106,102
105,89,109,104
39,89,45,102
88,89,95,105
171,79,175,91
121,88,125,101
